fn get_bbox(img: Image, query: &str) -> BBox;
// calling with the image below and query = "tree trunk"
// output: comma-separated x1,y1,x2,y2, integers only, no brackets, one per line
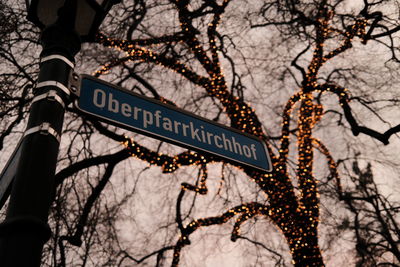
288,234,325,266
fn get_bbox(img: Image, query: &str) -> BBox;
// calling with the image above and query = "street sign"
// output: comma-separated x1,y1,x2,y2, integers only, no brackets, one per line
75,75,272,172
0,139,23,210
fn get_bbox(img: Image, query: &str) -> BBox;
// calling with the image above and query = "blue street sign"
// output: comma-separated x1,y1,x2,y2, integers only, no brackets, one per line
76,75,272,172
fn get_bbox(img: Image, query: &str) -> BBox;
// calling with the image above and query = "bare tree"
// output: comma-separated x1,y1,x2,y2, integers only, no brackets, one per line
1,0,400,266
336,160,400,266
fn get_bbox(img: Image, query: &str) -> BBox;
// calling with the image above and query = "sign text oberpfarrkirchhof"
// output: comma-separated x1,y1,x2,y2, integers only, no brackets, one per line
76,75,272,172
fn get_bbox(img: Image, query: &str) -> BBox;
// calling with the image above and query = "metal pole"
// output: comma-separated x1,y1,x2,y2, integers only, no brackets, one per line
0,23,80,266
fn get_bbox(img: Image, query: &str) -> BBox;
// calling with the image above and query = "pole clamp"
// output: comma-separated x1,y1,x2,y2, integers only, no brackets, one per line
35,81,70,96
68,72,81,97
31,90,66,108
24,123,61,143
40,54,75,69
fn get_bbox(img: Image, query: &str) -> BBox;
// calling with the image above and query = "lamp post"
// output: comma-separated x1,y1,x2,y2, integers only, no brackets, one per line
0,1,120,266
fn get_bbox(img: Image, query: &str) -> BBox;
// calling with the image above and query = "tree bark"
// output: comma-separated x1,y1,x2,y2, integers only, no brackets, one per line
288,232,324,266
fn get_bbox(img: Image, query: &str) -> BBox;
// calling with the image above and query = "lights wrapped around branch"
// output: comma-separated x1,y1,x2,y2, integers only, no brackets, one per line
121,136,212,173
90,2,378,266
172,202,270,266
312,138,342,195
181,164,208,195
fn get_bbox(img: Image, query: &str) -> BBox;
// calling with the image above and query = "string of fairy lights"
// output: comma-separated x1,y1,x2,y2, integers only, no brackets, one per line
92,2,370,266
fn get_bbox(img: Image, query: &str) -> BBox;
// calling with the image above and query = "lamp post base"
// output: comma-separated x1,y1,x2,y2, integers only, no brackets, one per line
0,216,51,266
